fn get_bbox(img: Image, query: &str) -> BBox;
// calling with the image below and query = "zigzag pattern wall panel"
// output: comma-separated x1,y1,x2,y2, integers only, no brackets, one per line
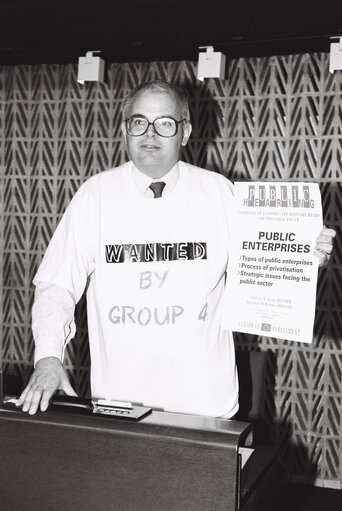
0,54,341,486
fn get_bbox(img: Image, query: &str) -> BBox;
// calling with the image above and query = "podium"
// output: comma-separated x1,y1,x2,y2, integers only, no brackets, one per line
0,399,279,511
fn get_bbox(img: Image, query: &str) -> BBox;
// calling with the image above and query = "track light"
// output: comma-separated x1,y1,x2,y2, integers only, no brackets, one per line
197,46,226,81
329,37,342,73
77,50,105,84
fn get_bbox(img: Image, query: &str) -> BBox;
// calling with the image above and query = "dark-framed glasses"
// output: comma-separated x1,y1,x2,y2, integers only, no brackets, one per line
125,115,186,137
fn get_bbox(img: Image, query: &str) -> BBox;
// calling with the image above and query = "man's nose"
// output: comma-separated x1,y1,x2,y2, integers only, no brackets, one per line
146,123,157,136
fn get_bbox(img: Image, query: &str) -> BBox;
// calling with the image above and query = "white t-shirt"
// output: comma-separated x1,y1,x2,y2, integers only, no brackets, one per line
33,161,239,418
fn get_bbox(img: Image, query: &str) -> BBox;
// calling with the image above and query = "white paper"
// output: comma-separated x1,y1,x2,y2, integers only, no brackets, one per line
223,182,323,343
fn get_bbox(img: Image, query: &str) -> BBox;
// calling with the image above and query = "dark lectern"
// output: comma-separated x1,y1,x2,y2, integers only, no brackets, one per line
0,395,279,511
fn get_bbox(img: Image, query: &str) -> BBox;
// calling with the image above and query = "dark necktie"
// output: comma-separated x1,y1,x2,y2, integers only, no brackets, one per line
149,181,166,198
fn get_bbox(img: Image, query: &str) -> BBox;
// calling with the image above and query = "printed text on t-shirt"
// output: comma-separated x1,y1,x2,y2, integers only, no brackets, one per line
105,242,207,263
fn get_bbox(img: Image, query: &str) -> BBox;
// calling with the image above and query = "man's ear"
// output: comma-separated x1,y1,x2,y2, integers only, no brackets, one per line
121,121,127,144
181,122,192,147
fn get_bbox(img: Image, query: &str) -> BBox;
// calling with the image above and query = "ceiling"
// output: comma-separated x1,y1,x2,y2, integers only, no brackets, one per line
1,0,342,65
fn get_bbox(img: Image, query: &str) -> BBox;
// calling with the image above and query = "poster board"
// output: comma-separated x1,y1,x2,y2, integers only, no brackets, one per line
223,182,323,343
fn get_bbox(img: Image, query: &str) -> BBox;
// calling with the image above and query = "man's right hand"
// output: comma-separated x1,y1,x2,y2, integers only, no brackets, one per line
16,356,77,415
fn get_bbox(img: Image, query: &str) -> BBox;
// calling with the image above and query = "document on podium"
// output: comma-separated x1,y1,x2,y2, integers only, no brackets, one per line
222,182,323,343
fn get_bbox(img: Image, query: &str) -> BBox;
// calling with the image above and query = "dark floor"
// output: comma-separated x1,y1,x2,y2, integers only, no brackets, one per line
265,484,342,511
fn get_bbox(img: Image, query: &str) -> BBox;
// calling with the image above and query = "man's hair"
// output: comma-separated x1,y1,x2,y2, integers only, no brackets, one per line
122,80,191,123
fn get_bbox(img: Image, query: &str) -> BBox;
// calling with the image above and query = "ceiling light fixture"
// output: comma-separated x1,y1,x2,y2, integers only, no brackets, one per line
197,46,226,81
329,37,342,73
77,50,105,84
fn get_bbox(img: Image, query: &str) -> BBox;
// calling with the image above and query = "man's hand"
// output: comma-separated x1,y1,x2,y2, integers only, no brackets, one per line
16,356,77,415
314,226,336,266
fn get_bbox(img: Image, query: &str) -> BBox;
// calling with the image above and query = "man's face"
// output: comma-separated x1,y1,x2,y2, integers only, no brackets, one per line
121,89,192,178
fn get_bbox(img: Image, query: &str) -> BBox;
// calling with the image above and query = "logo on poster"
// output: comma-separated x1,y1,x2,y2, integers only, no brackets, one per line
243,185,314,208
261,323,272,332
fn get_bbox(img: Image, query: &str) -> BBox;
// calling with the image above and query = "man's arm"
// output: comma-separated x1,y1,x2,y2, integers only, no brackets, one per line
17,282,78,414
17,182,96,414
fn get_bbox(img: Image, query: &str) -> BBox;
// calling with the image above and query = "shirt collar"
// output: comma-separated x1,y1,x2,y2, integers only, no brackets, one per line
131,163,180,197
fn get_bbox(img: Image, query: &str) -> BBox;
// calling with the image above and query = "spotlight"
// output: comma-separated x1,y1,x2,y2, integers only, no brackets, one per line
329,37,342,73
197,46,226,81
77,50,105,84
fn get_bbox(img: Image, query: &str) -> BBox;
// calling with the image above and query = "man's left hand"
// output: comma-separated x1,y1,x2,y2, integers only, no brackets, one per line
314,226,336,266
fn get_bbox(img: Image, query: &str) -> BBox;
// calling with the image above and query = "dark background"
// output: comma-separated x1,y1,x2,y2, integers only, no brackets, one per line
1,0,342,64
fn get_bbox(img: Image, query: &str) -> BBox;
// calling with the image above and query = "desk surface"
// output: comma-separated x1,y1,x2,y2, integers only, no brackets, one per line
0,400,253,448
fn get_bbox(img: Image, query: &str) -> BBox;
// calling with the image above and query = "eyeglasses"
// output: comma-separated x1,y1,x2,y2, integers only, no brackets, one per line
125,115,186,137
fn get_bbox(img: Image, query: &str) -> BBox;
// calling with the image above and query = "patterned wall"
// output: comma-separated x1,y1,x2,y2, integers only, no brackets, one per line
1,54,341,487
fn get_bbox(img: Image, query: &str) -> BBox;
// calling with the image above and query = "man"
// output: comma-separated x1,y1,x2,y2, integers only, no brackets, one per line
17,80,335,416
